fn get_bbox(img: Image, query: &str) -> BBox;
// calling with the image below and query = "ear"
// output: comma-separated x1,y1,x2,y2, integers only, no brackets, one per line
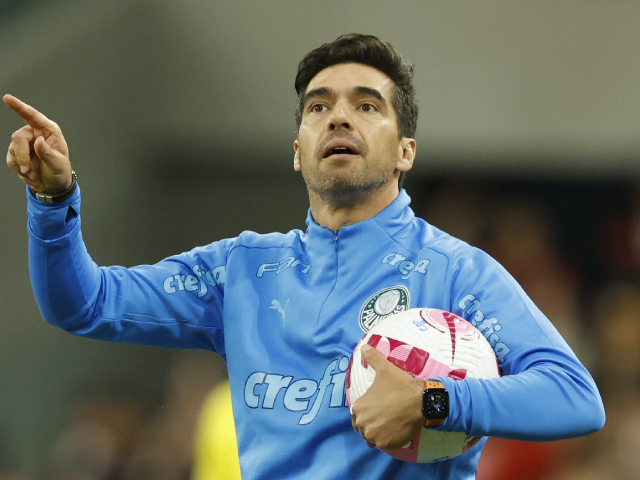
396,138,416,173
293,139,301,171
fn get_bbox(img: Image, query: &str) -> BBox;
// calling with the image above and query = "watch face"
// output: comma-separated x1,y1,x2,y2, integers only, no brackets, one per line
424,391,449,419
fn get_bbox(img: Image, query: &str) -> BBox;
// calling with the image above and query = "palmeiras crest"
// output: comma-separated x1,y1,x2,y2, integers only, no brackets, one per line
358,285,410,332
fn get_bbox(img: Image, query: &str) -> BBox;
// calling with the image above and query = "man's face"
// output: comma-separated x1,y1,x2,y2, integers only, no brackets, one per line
294,63,414,208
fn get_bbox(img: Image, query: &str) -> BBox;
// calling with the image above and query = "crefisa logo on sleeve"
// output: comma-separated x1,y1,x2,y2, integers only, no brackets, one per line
359,286,410,332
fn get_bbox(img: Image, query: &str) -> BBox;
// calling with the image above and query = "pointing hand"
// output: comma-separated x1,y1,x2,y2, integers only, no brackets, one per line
4,94,72,194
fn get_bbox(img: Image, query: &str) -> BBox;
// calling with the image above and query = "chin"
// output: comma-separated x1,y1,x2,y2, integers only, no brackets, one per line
308,176,391,209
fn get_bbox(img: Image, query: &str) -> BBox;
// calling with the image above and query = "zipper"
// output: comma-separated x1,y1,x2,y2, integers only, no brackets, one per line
334,231,338,251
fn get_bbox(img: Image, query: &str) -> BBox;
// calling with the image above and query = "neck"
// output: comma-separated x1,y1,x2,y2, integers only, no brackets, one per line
309,181,400,231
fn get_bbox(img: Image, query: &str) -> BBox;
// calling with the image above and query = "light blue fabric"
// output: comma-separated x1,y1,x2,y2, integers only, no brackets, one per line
27,186,605,480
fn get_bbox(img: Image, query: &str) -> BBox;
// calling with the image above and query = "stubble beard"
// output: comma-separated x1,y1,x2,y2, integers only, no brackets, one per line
299,150,396,209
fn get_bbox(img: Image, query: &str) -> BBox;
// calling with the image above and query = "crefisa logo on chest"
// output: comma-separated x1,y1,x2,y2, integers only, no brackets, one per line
359,286,410,332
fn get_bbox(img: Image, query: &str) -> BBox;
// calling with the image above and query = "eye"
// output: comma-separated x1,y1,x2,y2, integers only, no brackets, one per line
360,103,377,113
310,104,327,113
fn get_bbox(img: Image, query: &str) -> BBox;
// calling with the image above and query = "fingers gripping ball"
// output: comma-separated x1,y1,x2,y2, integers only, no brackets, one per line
346,308,500,463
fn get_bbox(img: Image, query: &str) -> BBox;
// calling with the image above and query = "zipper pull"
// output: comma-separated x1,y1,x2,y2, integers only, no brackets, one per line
334,231,338,251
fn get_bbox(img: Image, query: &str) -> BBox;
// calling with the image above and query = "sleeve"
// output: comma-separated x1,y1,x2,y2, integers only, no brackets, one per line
26,185,230,357
432,247,605,441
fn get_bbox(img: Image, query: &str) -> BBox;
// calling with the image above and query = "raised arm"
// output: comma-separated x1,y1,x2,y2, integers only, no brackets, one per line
4,95,228,355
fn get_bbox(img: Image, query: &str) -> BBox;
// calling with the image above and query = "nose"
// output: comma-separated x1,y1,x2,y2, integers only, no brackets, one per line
329,103,353,131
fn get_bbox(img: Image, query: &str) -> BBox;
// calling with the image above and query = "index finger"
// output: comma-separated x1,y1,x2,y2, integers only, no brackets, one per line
3,94,55,129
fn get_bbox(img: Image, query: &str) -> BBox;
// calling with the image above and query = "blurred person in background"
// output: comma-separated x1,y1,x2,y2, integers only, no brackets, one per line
121,351,225,480
191,381,241,480
42,382,145,480
39,351,223,480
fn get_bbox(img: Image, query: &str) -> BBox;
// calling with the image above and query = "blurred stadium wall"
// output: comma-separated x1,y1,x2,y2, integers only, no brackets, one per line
1,0,639,475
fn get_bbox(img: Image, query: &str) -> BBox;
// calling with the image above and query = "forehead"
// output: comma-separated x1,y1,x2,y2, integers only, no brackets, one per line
305,63,395,100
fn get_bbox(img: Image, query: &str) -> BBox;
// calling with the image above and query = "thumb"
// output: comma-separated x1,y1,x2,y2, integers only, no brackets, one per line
34,136,56,162
361,343,390,372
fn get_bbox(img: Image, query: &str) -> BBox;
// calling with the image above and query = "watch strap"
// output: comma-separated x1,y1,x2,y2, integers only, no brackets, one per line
30,171,77,204
424,417,445,428
425,380,444,389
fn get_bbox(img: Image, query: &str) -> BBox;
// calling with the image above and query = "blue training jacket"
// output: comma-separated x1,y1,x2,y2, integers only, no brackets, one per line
26,186,605,480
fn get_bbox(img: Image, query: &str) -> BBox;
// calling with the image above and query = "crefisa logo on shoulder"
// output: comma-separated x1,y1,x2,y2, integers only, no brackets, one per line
359,286,410,332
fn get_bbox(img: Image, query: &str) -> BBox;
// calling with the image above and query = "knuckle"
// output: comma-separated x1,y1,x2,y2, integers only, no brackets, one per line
11,126,30,140
377,440,391,449
7,149,19,165
7,160,21,175
11,148,26,161
367,433,385,448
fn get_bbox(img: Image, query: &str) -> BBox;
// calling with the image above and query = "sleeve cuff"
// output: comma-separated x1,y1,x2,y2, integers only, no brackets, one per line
427,375,480,435
26,183,81,240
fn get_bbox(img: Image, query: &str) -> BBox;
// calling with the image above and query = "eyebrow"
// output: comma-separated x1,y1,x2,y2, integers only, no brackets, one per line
302,86,386,107
302,87,333,107
353,86,386,103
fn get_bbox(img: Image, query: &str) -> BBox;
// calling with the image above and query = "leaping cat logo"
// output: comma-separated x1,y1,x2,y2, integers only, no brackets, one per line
270,298,289,326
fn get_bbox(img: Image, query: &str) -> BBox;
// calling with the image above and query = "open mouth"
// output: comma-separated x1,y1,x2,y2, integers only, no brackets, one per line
325,147,356,157
322,140,361,158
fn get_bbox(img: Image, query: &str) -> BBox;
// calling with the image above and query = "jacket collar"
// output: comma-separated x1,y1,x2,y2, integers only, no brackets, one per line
304,189,414,240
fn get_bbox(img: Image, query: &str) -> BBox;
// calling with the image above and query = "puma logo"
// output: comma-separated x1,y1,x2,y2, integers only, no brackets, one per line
270,298,289,326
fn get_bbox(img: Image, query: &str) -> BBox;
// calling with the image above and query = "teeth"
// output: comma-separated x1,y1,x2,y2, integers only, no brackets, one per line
332,147,352,154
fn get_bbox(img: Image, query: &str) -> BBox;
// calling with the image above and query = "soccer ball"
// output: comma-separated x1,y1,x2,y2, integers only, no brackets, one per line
346,308,500,463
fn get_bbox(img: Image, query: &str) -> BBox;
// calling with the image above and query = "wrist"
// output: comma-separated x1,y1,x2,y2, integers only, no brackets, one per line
29,171,77,204
422,380,449,428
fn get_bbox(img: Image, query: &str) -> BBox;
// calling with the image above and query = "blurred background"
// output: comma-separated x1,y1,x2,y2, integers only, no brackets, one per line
1,0,639,478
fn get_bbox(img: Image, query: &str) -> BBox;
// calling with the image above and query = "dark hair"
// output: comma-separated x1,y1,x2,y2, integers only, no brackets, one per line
294,33,418,186
295,34,417,137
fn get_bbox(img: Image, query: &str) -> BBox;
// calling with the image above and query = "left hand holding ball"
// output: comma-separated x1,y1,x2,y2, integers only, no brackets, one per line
350,343,426,449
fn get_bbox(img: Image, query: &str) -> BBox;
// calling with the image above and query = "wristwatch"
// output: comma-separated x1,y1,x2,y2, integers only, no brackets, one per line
30,171,77,204
422,380,449,427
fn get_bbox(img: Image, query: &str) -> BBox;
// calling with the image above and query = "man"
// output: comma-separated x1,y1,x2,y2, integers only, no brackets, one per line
5,34,604,479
